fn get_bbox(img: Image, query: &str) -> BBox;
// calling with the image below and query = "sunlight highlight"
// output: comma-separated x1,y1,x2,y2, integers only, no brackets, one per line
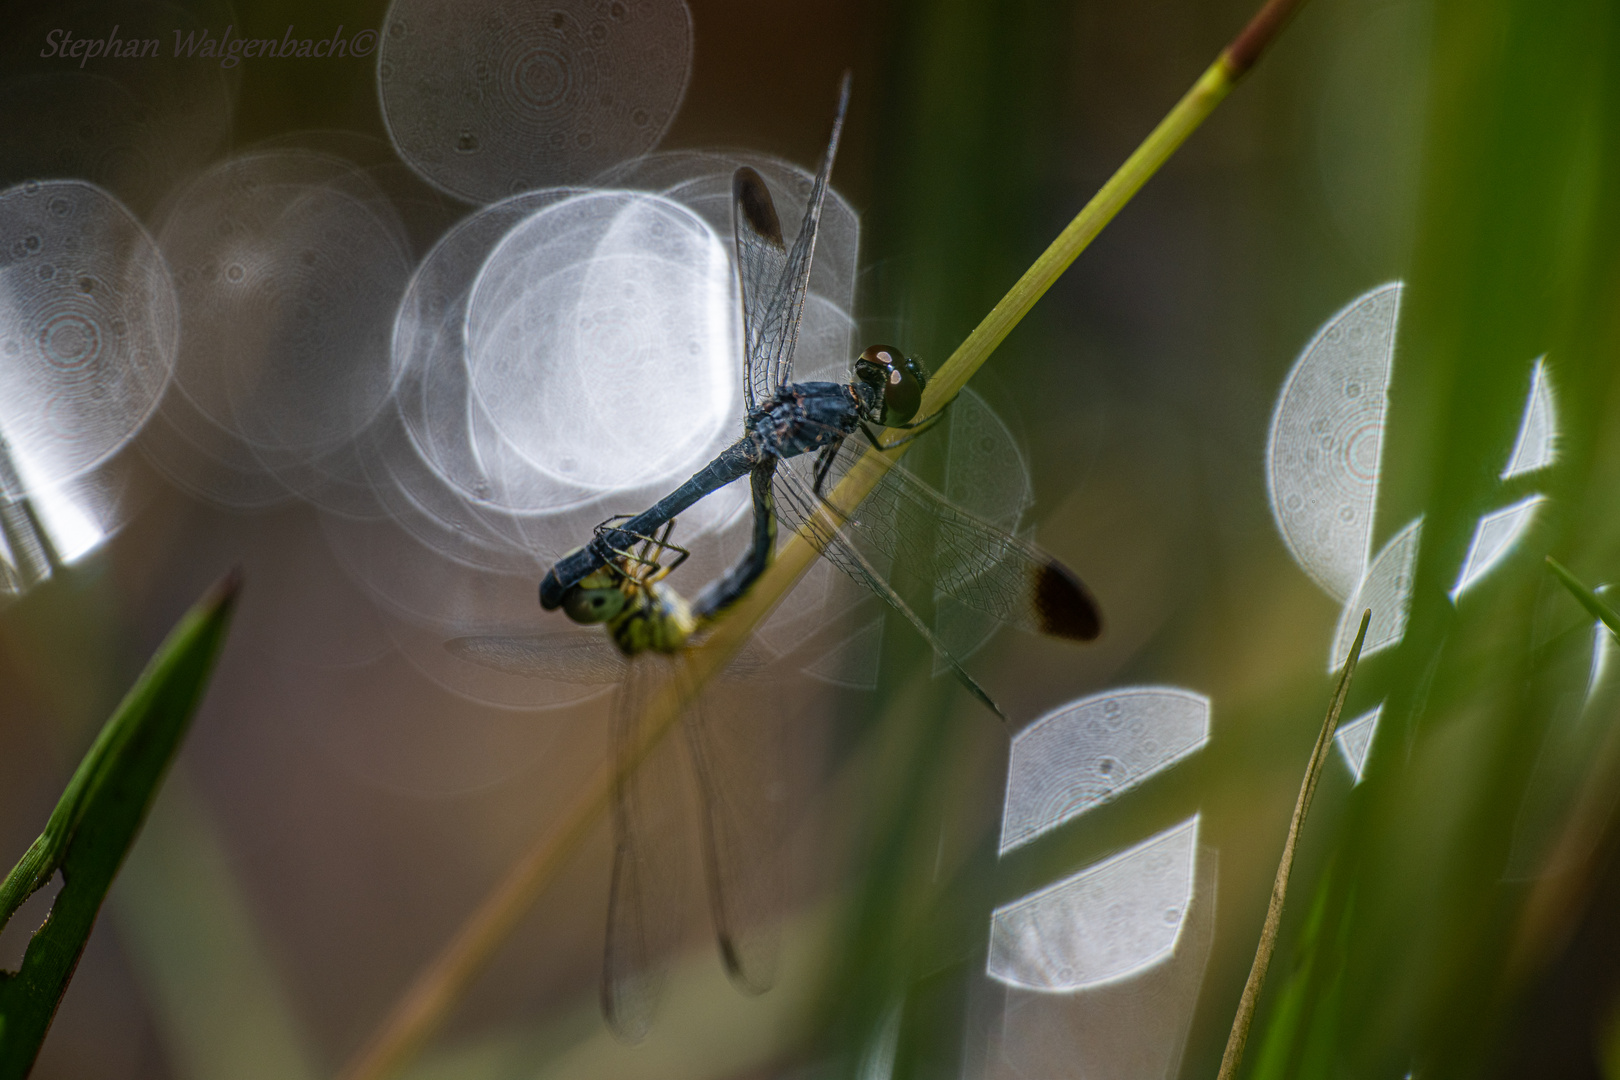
378,0,693,203
25,482,104,564
999,687,1210,855
1587,607,1615,705
988,817,1199,992
1266,282,1401,601
467,190,737,495
1334,704,1381,784
1502,356,1557,479
1329,517,1421,671
0,431,109,588
1450,494,1546,600
0,180,176,489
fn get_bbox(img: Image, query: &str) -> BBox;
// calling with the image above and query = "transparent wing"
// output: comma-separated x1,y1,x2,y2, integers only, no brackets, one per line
932,387,1037,674
447,630,774,682
732,167,787,414
680,671,785,994
774,438,1101,643
602,656,695,1042
797,514,1005,717
737,73,852,410
445,632,626,683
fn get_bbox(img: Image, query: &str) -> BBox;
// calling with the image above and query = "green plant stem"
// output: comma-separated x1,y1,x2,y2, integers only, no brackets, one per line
338,2,1310,1077
917,0,1307,413
917,65,1226,414
1217,608,1370,1080
336,758,618,1080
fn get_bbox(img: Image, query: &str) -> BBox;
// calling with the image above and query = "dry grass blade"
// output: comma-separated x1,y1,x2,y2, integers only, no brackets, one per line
1216,607,1370,1080
339,3,1312,1077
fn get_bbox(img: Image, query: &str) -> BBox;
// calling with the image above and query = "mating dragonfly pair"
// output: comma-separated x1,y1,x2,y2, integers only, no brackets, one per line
540,73,1100,705
453,73,1101,1041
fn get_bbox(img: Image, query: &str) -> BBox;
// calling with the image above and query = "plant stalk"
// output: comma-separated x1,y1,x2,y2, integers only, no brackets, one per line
1216,607,1370,1080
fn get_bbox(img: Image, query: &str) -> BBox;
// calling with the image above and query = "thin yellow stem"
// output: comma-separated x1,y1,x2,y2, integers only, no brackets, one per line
337,761,614,1080
700,56,1247,673
340,8,1300,1076
917,57,1236,415
1216,609,1370,1080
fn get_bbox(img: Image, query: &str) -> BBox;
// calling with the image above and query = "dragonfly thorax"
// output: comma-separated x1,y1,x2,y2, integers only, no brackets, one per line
747,381,862,458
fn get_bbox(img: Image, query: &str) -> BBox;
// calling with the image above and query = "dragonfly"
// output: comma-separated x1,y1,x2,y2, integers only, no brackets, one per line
538,73,1101,715
449,462,781,1042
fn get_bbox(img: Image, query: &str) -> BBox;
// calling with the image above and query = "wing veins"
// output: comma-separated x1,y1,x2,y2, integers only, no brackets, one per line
736,73,852,412
771,468,1003,717
773,430,1099,640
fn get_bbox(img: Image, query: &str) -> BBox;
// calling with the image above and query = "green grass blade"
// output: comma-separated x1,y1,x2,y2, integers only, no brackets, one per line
1261,0,1620,1072
1546,557,1620,640
0,571,241,1077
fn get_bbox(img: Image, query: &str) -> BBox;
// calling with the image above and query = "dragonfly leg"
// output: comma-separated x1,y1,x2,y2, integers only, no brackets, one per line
857,404,946,454
591,515,642,570
542,438,758,611
643,523,691,584
810,437,844,500
891,394,953,432
810,439,872,526
594,518,691,584
656,523,692,574
810,439,873,527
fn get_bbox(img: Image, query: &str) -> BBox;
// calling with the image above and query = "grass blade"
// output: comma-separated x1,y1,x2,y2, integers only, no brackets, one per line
0,571,240,1077
1217,608,1370,1080
1546,556,1620,640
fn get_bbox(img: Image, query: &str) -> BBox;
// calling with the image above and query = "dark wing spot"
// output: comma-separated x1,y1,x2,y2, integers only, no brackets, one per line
1034,559,1102,641
733,167,785,251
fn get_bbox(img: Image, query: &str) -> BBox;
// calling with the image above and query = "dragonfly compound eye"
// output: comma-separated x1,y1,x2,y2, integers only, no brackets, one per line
854,344,925,426
561,583,627,624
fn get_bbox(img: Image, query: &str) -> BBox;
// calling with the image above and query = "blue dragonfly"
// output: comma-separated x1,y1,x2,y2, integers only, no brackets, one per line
539,74,1101,715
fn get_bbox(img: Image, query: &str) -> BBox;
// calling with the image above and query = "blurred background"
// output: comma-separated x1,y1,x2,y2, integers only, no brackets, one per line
1,0,1618,1077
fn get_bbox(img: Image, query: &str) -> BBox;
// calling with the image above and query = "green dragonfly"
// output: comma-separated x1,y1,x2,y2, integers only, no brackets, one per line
449,464,780,1041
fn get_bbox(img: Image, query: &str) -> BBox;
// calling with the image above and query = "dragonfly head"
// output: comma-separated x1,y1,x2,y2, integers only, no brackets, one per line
853,344,927,427
559,565,632,625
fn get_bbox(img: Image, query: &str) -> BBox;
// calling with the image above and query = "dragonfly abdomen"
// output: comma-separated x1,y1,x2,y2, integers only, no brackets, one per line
692,459,779,621
541,438,760,608
608,586,698,655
